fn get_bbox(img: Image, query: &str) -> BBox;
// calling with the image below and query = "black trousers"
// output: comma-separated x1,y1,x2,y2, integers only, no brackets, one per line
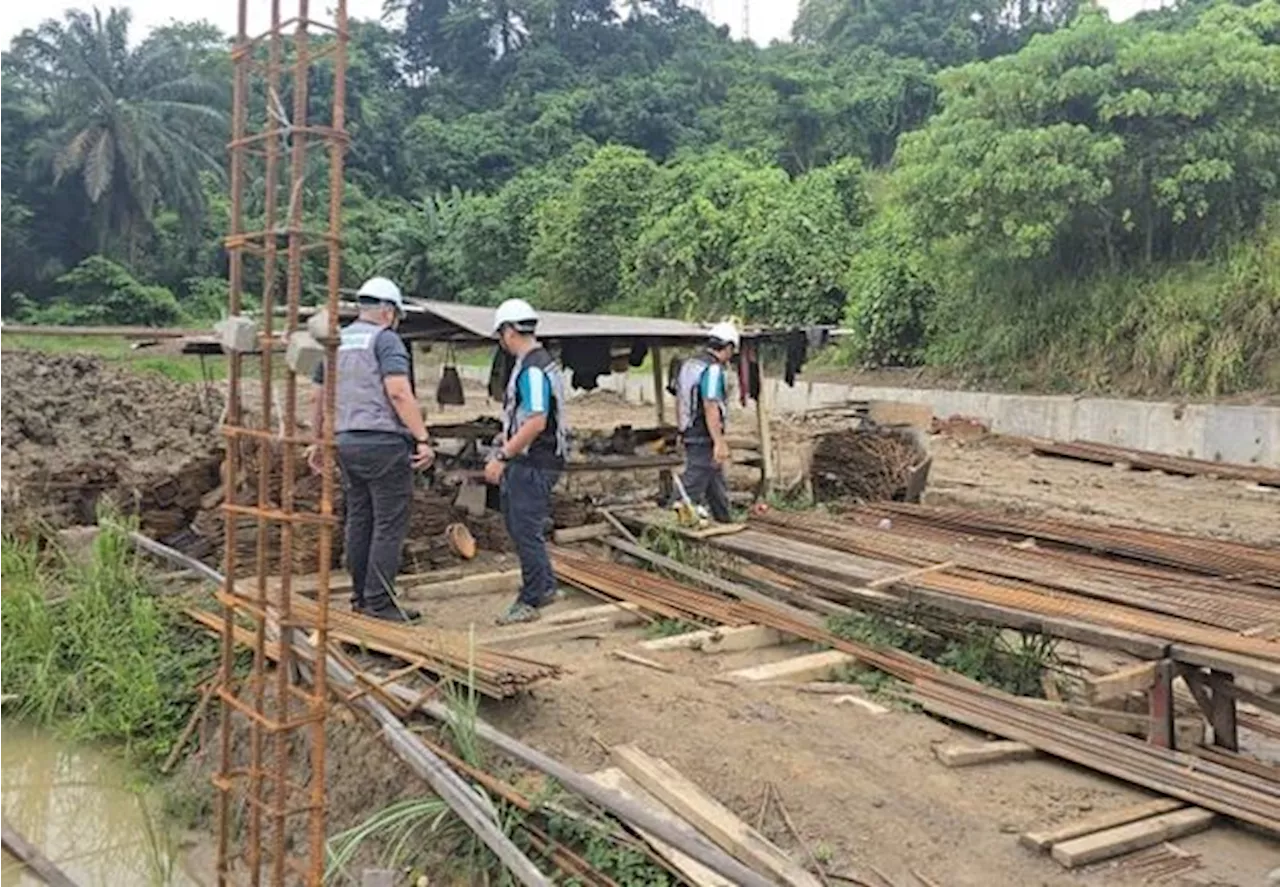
500,460,561,607
337,441,412,610
682,440,732,523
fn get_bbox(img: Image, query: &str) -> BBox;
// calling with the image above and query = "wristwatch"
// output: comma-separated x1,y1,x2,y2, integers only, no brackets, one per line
495,450,510,462
415,438,430,446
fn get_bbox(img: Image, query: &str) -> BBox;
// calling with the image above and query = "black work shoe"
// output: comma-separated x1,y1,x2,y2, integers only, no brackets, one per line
364,602,421,623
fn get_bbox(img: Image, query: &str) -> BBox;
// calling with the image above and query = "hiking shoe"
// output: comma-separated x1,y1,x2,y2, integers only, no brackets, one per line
496,602,540,625
537,588,567,608
364,602,422,623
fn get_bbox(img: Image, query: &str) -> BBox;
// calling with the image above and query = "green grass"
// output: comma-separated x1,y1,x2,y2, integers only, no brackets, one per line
643,617,697,639
827,612,1060,699
0,514,220,770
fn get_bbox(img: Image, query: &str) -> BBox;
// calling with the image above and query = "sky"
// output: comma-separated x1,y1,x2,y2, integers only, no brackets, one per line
0,0,1165,53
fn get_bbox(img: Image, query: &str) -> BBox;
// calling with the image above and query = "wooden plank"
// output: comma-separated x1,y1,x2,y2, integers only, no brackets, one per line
933,740,1036,768
1171,644,1280,686
1084,662,1158,704
611,745,823,887
2,817,81,887
539,602,643,626
408,569,522,600
728,650,855,683
641,625,785,654
590,768,734,887
1020,799,1187,852
553,523,613,544
755,353,776,496
483,617,618,650
1207,671,1239,751
1049,808,1215,869
1148,659,1175,749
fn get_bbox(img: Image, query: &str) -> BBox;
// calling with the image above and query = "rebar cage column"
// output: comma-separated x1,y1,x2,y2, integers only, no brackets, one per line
215,0,348,883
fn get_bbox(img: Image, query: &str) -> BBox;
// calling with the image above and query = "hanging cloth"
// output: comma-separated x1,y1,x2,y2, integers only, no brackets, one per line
436,343,465,407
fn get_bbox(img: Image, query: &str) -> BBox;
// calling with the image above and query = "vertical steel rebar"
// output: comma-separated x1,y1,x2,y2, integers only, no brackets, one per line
216,0,345,881
216,0,250,882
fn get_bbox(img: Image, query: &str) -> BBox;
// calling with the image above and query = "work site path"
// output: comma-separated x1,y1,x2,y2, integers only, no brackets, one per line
408,584,1279,887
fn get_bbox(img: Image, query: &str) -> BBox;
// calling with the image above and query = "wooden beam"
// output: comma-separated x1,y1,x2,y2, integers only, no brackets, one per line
866,561,957,590
1148,659,1176,749
483,616,618,650
641,625,785,654
1049,808,1215,869
754,358,775,497
553,523,613,545
611,650,675,673
611,745,823,887
2,818,81,887
933,740,1036,768
1084,661,1158,704
1020,798,1186,852
728,650,855,683
1170,644,1280,686
1207,670,1239,752
590,768,734,887
1017,698,1205,748
652,345,666,426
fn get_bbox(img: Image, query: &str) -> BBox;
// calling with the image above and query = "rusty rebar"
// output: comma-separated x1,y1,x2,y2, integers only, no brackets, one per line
217,1,346,882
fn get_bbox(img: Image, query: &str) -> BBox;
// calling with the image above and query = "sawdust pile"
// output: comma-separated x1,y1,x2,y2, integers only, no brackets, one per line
809,427,928,504
1,351,224,534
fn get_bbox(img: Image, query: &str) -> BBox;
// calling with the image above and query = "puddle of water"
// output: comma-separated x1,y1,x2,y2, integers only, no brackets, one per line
2,724,205,887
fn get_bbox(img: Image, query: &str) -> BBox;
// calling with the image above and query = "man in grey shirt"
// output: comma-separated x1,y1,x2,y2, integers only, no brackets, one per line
309,277,433,622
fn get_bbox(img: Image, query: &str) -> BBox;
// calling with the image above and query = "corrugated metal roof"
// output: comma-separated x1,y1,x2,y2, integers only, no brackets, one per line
402,299,722,343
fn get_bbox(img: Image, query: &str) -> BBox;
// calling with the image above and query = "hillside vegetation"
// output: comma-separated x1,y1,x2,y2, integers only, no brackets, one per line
2,0,1278,396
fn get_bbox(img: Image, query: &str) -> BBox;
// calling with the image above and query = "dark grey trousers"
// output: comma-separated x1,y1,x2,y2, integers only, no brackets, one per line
501,460,561,607
682,440,732,523
337,441,412,610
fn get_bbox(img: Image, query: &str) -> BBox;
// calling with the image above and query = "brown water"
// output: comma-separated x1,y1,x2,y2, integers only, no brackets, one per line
1,725,204,887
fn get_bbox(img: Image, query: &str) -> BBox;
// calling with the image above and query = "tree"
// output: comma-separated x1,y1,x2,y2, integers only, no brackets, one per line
4,9,226,262
529,145,659,310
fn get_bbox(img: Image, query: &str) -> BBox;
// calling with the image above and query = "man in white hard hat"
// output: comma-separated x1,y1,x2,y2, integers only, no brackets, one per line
674,321,739,523
309,277,433,622
485,298,570,624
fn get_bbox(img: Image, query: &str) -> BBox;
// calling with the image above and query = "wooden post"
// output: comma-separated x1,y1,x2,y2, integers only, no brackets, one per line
651,344,666,426
1148,659,1175,749
754,350,775,498
1207,670,1239,751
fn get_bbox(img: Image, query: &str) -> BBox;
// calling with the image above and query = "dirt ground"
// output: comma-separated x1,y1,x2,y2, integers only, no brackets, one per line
411,384,1280,886
10,354,1277,884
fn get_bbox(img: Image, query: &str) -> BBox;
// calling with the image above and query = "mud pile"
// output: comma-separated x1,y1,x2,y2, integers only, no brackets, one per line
1,351,224,534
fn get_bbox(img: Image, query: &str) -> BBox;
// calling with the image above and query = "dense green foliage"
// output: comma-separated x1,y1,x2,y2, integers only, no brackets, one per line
3,0,1278,394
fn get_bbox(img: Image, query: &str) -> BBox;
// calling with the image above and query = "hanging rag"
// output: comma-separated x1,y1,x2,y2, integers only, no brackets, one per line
628,341,649,367
559,337,613,391
747,345,761,402
436,344,466,407
488,347,516,401
784,330,808,386
736,348,750,407
665,356,683,398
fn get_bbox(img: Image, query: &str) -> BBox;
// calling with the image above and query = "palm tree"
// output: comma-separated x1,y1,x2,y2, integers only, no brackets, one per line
10,8,226,260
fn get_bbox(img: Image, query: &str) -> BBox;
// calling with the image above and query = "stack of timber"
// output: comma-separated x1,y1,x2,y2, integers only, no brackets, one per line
556,549,1280,835
1020,799,1214,869
750,509,1280,653
1029,438,1280,488
863,501,1280,587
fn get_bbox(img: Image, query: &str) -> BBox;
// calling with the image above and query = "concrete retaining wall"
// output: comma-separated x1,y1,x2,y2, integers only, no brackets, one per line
451,365,1280,467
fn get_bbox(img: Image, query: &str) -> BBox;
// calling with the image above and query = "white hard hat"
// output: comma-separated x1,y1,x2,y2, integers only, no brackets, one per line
356,277,405,315
707,320,740,349
492,298,539,334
